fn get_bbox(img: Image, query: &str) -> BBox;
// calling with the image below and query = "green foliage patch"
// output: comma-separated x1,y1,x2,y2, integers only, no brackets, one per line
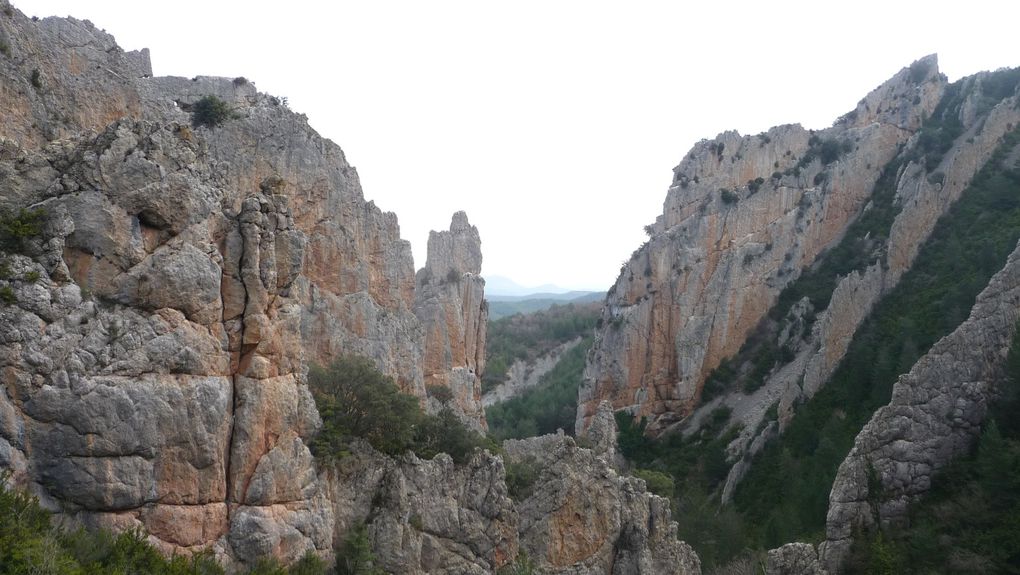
486,336,592,440
309,356,494,464
191,95,236,128
483,302,599,393
334,523,385,575
0,207,45,252
733,125,1020,549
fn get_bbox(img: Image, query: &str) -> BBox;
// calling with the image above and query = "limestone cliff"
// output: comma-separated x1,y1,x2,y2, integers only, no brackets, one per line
0,4,699,572
717,69,1020,502
414,212,488,428
578,56,945,433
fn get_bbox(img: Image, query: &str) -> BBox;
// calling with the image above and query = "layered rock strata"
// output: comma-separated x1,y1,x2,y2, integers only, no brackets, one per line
578,56,945,433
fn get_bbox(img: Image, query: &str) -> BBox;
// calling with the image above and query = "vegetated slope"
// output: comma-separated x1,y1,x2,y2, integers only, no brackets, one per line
486,336,593,440
0,476,330,575
482,302,600,394
613,66,1020,571
843,326,1020,574
733,123,1020,550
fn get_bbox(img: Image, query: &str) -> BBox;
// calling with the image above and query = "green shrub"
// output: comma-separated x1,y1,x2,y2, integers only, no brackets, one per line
0,207,45,252
0,473,229,574
191,95,235,128
310,356,494,463
720,188,740,204
414,407,494,463
0,285,14,305
633,468,675,498
29,68,40,89
497,554,537,575
505,457,541,501
308,356,421,459
23,270,40,283
335,523,384,575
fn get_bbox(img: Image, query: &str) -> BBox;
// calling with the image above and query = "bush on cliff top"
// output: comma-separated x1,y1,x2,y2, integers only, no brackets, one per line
191,95,235,128
308,355,495,464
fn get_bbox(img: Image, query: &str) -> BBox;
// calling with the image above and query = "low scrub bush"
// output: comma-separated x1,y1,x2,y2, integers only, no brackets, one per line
191,95,235,128
309,356,494,463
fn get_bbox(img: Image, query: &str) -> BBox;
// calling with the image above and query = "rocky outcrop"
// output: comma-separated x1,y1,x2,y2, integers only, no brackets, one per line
503,402,701,574
578,56,946,434
311,401,700,575
483,336,583,407
323,445,518,574
0,4,700,572
0,2,482,567
766,543,825,575
813,239,1020,572
717,71,1020,501
414,211,488,428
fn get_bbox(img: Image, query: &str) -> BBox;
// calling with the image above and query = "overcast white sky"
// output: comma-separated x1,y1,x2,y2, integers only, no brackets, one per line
25,1,1020,291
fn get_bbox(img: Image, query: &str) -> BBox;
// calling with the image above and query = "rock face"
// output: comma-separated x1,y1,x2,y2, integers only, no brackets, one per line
0,5,700,572
0,3,476,566
317,402,700,575
813,239,1020,572
578,56,945,434
414,211,488,428
717,70,1020,502
503,402,701,575
766,543,825,575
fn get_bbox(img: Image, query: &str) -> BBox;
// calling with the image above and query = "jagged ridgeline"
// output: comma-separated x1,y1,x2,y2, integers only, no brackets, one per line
586,57,1020,572
0,3,702,574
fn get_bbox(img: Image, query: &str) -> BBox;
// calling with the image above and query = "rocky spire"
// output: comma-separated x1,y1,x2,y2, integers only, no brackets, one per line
413,211,489,428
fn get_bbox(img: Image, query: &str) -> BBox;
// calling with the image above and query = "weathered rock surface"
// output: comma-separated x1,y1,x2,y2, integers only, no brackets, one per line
503,402,701,574
323,444,518,574
813,239,1020,572
0,4,701,572
0,2,470,566
578,56,945,434
414,211,488,428
717,71,1020,502
766,543,826,575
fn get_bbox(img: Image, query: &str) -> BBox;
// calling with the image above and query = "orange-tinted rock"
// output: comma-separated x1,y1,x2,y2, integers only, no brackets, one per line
578,56,946,434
